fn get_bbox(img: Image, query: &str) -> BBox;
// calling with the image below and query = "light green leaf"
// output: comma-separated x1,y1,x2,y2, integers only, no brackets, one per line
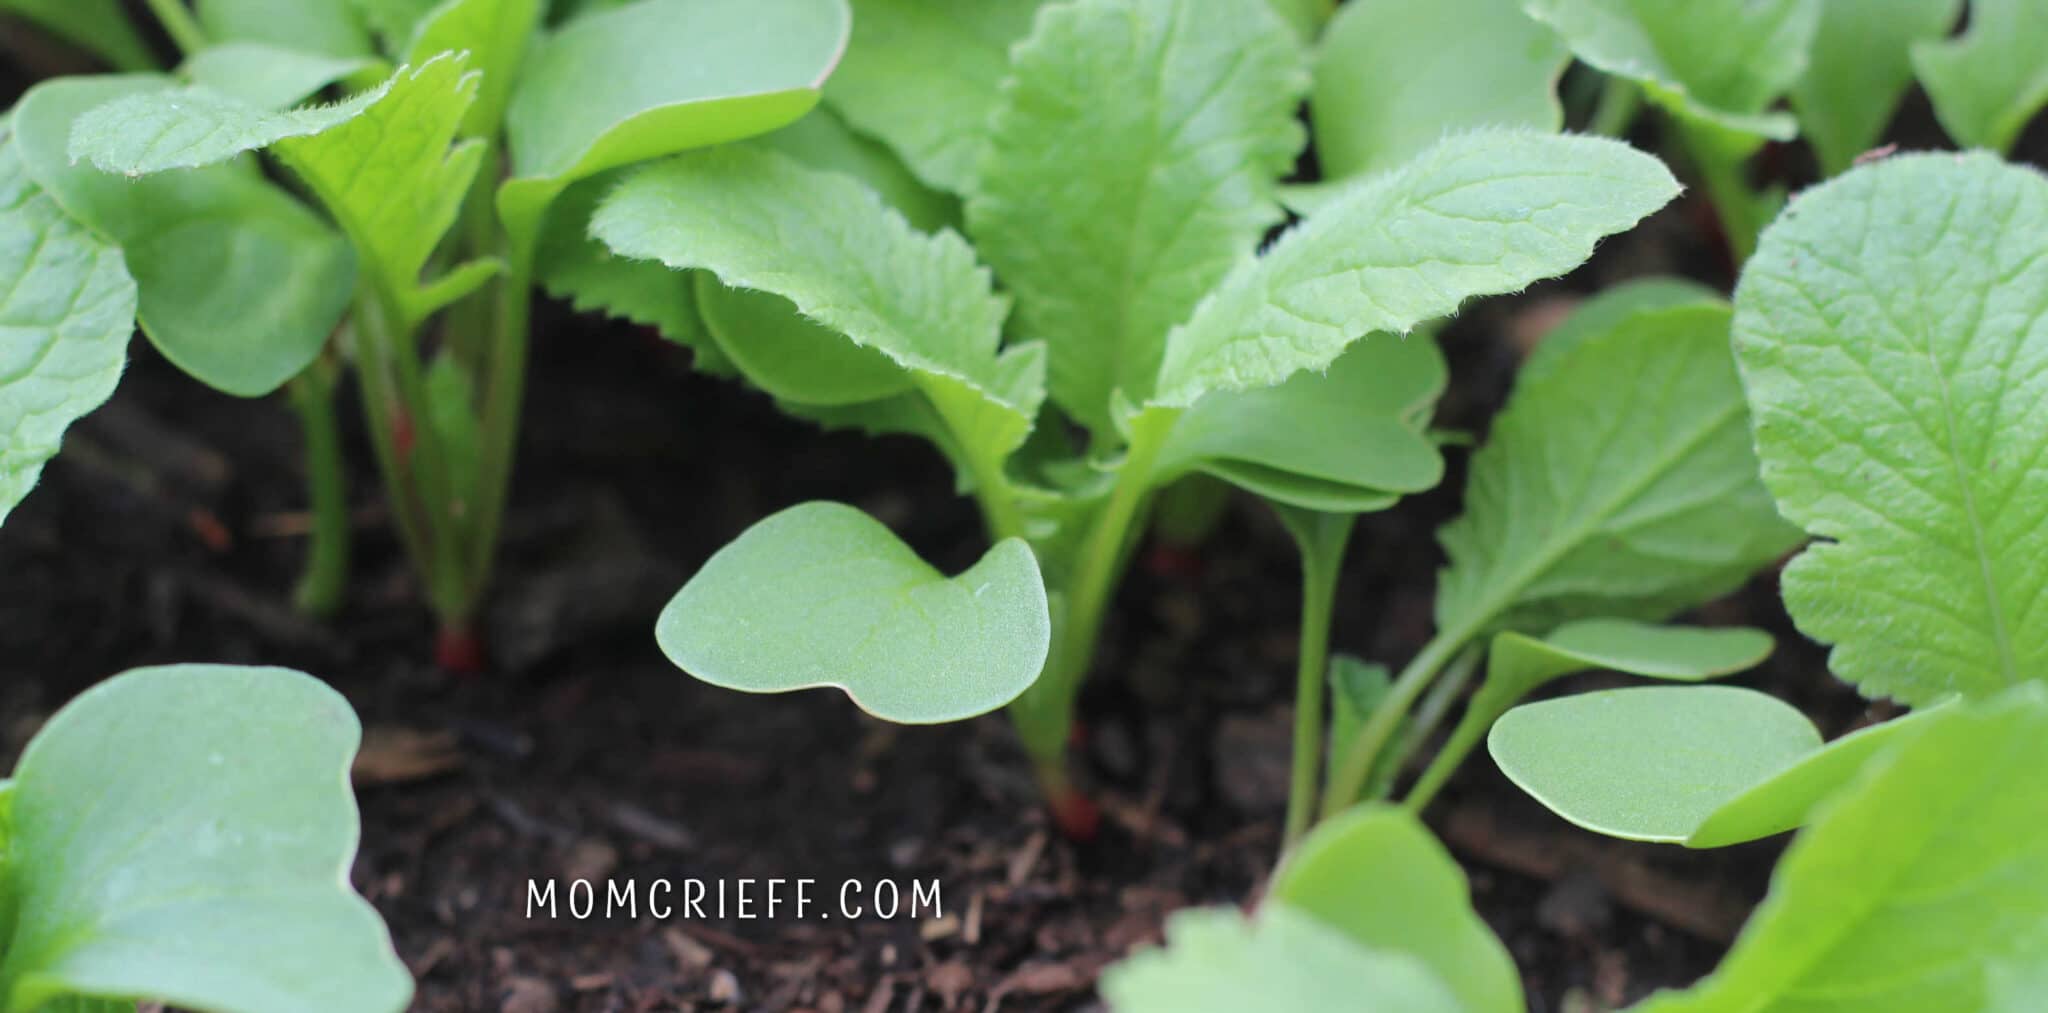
0,664,411,1013
423,354,480,508
498,0,850,248
1312,0,1567,183
655,501,1049,723
823,0,1042,194
1325,655,1395,795
182,43,379,110
695,278,910,406
0,0,157,71
1270,806,1523,1013
1434,299,1797,641
271,55,493,328
1686,703,1950,848
199,0,376,57
0,128,137,526
1264,0,1334,41
351,0,443,50
1638,685,2048,1012
1732,153,2048,705
1518,275,1720,386
966,0,1306,432
69,79,389,176
405,0,543,136
757,105,956,234
1793,0,1961,175
1912,0,2048,154
593,145,1040,454
1151,130,1678,406
17,76,355,398
1490,685,1823,842
1152,332,1445,512
1101,905,1464,1013
1522,0,1819,141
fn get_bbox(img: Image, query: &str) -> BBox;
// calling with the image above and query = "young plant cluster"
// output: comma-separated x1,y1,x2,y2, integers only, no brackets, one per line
0,0,2044,1008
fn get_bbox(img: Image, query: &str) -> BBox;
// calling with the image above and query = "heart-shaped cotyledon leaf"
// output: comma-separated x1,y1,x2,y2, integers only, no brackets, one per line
656,501,1050,724
0,664,412,1013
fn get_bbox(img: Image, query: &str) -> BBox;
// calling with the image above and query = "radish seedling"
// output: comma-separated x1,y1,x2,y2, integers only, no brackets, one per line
5,0,851,667
595,0,1680,830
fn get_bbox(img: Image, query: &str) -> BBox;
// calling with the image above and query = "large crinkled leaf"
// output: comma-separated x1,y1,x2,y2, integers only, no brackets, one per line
69,78,390,175
0,128,137,526
271,55,494,327
655,501,1049,723
754,105,957,235
823,0,1042,194
0,0,157,71
1102,905,1463,1013
592,145,1040,453
0,664,411,1012
1152,332,1445,512
965,0,1306,433
1522,0,1820,141
1912,0,2048,155
1270,807,1523,1013
17,77,355,398
1732,153,2048,705
1792,0,1961,176
1490,685,1823,842
181,43,380,110
1150,130,1678,406
1638,686,2048,1012
404,0,543,136
1434,298,1797,639
199,0,376,57
1310,0,1567,183
497,0,850,248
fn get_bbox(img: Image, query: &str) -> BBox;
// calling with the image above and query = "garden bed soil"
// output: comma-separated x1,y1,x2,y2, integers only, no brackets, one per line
2,188,1888,1013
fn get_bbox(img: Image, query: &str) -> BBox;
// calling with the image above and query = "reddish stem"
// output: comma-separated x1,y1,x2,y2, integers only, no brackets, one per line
435,621,486,677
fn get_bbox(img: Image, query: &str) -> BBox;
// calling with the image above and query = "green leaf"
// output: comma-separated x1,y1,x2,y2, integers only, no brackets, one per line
1792,0,1961,175
423,354,480,508
1264,0,1334,41
351,0,443,50
0,664,411,1012
1435,299,1798,641
1102,905,1464,1013
404,0,543,136
1311,0,1567,183
1152,332,1446,512
0,128,137,526
1638,685,2048,1012
0,0,156,71
1732,153,2048,705
695,278,911,406
1521,0,1820,141
1517,275,1720,387
1325,655,1395,795
1269,807,1523,1013
1489,685,1823,842
592,145,1040,455
498,0,851,248
181,43,380,110
17,76,355,398
69,79,390,176
655,501,1050,723
1685,703,1951,848
199,0,376,57
823,0,1043,194
1151,130,1678,406
965,0,1306,433
756,105,956,235
270,55,494,328
1912,0,2048,154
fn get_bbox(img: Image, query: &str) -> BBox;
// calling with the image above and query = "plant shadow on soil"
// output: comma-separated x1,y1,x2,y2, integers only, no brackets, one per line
3,97,1978,1012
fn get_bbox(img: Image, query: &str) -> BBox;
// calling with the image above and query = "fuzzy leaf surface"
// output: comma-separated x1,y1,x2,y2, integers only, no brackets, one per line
1638,686,2048,1011
404,0,543,135
68,80,389,176
823,0,1042,194
181,43,379,110
1912,0,2048,154
1311,0,1566,182
1732,153,2048,705
0,665,411,1013
1434,299,1797,640
1792,0,1960,175
1522,0,1819,139
1151,130,1678,406
966,0,1305,432
0,128,136,526
655,502,1049,723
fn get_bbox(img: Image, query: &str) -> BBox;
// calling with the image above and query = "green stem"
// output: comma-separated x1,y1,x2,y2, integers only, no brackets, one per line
1394,647,1491,812
1683,126,1763,267
1586,76,1641,138
1010,408,1178,767
458,219,534,624
286,361,350,617
1321,628,1470,820
1282,525,1348,850
143,0,207,55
